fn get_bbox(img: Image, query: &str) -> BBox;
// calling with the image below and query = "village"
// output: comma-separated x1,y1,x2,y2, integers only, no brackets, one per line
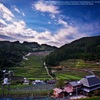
1,68,100,100
53,74,100,99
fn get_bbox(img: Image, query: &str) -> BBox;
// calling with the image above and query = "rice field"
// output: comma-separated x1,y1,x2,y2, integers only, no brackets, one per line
9,54,51,79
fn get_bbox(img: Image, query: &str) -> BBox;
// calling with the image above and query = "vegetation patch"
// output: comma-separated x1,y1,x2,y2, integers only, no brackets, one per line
80,97,100,100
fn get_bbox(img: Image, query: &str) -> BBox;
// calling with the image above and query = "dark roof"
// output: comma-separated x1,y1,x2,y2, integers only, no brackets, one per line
82,86,100,92
80,75,100,87
69,81,82,87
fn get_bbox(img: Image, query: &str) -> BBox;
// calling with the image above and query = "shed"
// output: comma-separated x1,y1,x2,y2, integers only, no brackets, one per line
53,88,64,98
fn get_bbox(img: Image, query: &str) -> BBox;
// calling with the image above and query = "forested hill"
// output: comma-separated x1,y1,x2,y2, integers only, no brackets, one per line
0,41,57,69
45,35,100,66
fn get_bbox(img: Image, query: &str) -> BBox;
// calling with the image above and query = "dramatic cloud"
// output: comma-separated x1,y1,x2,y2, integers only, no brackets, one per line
0,2,88,47
0,34,15,40
0,3,14,21
0,1,100,47
33,1,59,14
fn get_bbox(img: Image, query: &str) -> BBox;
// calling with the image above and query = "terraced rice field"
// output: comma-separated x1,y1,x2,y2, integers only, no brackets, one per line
9,54,51,80
53,59,100,80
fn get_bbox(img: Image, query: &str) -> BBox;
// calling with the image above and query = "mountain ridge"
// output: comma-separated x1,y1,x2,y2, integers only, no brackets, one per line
45,35,100,66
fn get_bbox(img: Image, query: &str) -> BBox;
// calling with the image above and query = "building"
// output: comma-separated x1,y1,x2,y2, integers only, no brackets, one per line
53,88,64,98
80,75,100,95
53,75,100,98
63,81,82,96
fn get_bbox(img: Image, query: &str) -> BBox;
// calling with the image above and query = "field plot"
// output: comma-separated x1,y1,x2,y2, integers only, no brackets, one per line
10,54,51,80
53,59,100,80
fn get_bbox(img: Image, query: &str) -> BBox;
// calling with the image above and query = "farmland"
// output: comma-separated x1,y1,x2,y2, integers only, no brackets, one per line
9,53,51,80
52,59,100,80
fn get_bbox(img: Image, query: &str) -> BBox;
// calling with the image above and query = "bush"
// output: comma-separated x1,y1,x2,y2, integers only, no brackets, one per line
55,79,65,88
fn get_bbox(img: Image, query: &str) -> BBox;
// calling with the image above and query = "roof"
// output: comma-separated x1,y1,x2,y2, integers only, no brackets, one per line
69,81,82,87
64,86,73,93
53,88,63,94
82,86,100,92
80,75,100,87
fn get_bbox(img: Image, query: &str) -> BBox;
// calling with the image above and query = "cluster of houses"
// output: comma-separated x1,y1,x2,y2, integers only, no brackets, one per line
53,75,100,98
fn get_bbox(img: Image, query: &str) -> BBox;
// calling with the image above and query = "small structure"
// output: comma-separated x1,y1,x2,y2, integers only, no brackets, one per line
53,88,64,98
32,80,45,84
63,81,82,97
2,75,10,97
47,80,56,84
80,75,100,95
53,75,100,98
23,78,29,85
2,77,10,85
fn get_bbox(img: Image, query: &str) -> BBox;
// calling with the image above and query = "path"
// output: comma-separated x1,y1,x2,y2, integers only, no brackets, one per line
44,62,54,79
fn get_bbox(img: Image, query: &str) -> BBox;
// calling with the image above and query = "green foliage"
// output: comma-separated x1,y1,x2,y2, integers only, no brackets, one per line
0,41,32,70
80,97,100,100
55,79,65,88
0,41,56,77
45,36,100,66
10,55,51,79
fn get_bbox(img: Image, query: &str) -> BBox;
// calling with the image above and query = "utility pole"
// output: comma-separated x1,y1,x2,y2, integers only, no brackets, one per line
76,86,78,100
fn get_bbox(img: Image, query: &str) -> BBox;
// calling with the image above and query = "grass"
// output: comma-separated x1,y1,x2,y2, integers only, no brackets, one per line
60,59,100,69
56,73,81,80
0,84,53,95
80,97,100,100
53,59,100,80
9,55,51,79
6,57,100,84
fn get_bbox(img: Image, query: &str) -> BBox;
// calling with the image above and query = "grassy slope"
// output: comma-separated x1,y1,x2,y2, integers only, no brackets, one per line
10,55,50,80
9,57,100,81
53,59,100,80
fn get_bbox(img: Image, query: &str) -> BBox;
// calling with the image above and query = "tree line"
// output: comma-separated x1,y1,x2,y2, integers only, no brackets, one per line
45,35,100,66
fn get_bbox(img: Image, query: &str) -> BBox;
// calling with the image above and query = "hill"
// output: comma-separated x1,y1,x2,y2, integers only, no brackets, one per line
0,41,57,79
45,35,100,66
10,54,51,79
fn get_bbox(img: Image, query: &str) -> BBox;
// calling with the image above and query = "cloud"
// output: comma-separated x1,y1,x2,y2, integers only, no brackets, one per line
48,21,51,24
50,14,56,19
33,1,59,14
14,7,20,13
79,21,100,35
22,12,25,16
13,5,25,17
0,3,14,21
0,2,86,47
0,19,7,25
58,18,68,27
0,2,98,48
0,34,15,40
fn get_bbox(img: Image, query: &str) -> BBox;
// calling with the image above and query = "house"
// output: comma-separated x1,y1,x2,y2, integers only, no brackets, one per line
47,80,56,84
53,75,100,98
80,75,100,95
53,88,64,98
32,80,45,84
63,81,82,96
23,78,29,85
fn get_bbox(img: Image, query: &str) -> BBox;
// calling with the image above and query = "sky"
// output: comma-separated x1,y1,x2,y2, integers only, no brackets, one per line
0,0,100,47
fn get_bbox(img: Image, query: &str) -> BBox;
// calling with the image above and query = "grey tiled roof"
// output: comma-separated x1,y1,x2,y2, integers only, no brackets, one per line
80,75,100,87
82,86,100,92
69,81,82,87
